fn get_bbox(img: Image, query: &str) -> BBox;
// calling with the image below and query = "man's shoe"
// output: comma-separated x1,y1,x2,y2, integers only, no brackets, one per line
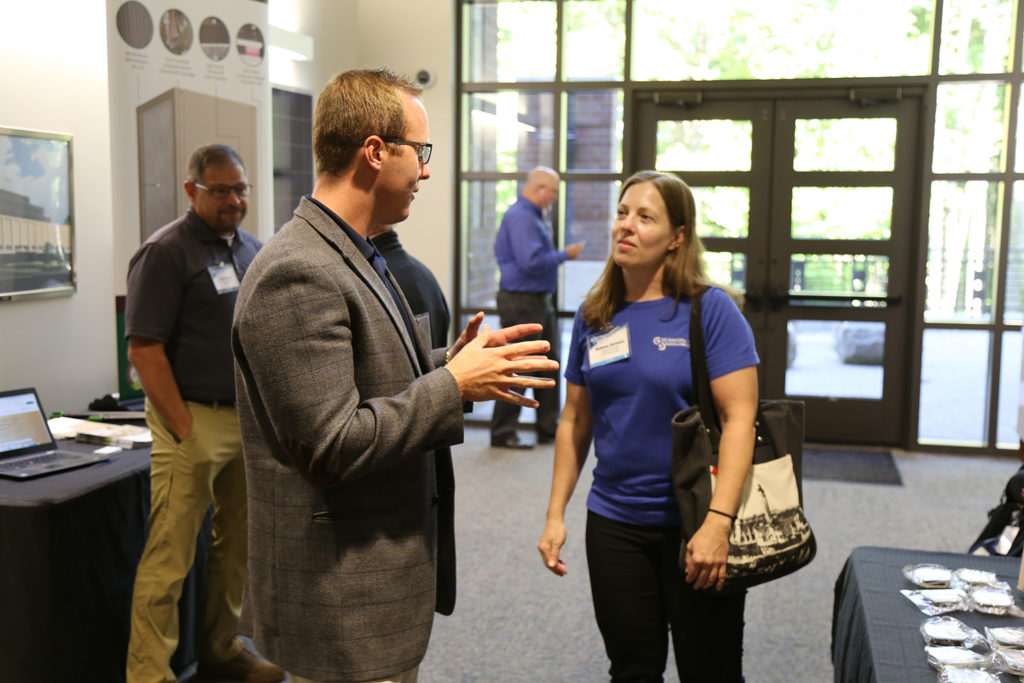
537,433,556,444
196,648,286,683
490,435,534,449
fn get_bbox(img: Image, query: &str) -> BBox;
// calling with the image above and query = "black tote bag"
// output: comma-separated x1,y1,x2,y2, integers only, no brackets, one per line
670,288,815,593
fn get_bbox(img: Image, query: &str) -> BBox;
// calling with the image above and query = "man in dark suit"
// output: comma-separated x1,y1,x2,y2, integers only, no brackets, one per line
369,224,450,348
231,68,558,683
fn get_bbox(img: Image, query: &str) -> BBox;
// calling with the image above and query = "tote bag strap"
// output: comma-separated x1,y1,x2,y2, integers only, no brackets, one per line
691,289,782,463
688,287,721,440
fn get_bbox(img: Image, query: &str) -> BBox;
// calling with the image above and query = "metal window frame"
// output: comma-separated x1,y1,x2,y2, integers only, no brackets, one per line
454,0,1024,455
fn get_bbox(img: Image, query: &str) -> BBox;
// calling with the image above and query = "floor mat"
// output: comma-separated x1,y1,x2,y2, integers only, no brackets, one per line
802,447,903,486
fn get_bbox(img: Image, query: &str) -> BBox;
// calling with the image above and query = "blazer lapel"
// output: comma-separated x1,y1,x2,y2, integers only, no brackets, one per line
295,198,424,375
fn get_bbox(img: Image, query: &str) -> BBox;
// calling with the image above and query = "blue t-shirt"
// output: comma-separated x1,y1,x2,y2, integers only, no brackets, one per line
565,287,759,526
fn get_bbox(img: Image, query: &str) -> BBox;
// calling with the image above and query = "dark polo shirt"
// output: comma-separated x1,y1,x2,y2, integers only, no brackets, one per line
126,208,261,403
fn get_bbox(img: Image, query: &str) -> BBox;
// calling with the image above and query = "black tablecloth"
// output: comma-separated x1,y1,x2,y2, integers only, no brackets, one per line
0,439,209,683
832,545,1024,683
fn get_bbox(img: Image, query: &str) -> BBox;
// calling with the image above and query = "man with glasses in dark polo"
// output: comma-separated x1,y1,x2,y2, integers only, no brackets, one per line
125,143,285,683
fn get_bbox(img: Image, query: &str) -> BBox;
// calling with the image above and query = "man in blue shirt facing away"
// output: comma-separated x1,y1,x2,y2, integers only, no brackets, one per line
491,166,584,449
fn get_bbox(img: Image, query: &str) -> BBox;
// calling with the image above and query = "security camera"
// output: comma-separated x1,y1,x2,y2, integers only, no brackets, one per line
415,69,436,89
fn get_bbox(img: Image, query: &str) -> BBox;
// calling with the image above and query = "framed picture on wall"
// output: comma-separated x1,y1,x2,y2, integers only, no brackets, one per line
0,126,75,301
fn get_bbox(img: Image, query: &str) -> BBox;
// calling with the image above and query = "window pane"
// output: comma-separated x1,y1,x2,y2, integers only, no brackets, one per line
564,0,625,81
560,181,619,310
462,179,520,309
933,82,1008,173
1017,91,1024,173
463,0,556,82
272,88,314,233
464,92,555,172
631,0,933,81
704,251,747,291
790,254,889,298
939,0,1013,75
793,118,897,171
655,120,752,172
785,320,884,399
1005,181,1024,323
925,180,1002,323
693,186,749,239
919,329,990,446
998,330,1022,447
566,90,623,173
791,187,893,240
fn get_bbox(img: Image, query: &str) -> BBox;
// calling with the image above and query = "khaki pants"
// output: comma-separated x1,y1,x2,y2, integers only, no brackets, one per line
290,666,419,683
127,400,247,683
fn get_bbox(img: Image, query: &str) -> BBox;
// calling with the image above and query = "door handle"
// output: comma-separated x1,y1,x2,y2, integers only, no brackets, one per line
744,289,764,312
769,288,788,311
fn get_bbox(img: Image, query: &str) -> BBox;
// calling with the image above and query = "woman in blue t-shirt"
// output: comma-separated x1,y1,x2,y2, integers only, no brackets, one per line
538,170,759,682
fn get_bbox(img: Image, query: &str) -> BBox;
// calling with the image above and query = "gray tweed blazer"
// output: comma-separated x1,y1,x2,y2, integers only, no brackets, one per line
232,197,461,682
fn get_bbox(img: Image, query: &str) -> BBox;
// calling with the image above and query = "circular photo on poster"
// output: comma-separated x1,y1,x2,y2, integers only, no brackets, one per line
116,1,153,49
199,16,230,61
236,23,265,66
159,9,193,55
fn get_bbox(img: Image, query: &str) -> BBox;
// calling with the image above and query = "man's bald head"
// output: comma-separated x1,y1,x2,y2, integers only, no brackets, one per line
523,166,559,210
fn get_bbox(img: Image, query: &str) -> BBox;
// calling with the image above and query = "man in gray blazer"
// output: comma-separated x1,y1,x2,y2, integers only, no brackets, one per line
232,68,557,683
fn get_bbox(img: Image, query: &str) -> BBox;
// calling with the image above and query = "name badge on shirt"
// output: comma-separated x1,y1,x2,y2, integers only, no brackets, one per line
207,262,240,294
588,324,631,368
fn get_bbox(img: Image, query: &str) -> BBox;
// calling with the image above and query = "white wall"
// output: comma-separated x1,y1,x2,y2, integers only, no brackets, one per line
356,0,456,313
0,4,117,411
272,0,457,319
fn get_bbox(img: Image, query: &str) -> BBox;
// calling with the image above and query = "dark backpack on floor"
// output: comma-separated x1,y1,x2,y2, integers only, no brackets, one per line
969,465,1024,557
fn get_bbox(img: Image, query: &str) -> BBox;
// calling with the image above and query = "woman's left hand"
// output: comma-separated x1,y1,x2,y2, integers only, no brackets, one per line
683,513,733,591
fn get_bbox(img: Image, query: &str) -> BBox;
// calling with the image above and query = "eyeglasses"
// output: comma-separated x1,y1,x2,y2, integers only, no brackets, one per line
194,182,252,200
380,137,432,165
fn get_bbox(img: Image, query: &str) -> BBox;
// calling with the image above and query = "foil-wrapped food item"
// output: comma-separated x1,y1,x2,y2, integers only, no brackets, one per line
993,647,1024,676
903,563,953,588
936,666,999,683
920,617,982,647
952,568,998,587
925,645,988,670
985,625,1024,648
968,586,1015,615
901,588,969,616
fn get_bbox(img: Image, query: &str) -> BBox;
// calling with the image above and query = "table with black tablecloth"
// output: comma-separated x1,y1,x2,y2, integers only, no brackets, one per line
0,438,210,683
832,545,1024,682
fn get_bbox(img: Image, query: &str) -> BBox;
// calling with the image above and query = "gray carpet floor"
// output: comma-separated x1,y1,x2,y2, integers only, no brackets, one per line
193,427,1018,683
415,427,1019,682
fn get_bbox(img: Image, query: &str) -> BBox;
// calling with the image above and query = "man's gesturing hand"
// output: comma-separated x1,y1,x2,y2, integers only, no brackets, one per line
444,324,558,406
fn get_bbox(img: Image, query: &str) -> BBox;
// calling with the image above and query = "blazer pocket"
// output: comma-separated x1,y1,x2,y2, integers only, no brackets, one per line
311,507,399,522
311,510,338,523
413,313,432,350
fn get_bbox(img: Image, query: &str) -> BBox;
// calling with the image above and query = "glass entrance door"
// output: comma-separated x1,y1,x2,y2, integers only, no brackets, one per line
633,90,921,444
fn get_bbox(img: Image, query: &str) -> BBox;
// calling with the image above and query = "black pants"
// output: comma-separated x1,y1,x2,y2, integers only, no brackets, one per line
490,290,560,440
586,511,746,683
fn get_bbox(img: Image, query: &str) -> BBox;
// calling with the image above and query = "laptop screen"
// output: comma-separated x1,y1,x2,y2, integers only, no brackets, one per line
0,389,57,459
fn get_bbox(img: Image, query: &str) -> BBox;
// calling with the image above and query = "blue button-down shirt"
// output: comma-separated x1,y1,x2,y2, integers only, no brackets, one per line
493,196,568,294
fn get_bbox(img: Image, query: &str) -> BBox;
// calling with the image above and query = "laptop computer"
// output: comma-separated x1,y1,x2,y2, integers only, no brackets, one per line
0,388,110,479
